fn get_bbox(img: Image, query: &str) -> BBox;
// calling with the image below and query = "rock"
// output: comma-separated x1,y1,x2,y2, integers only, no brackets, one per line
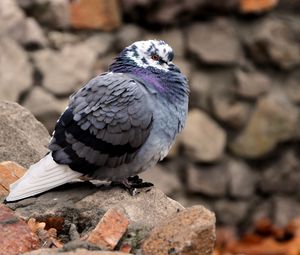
69,0,121,31
234,69,271,99
0,204,39,254
239,0,279,13
181,109,226,162
121,0,239,25
212,94,251,128
273,196,300,226
228,160,257,198
141,205,216,255
140,165,181,196
20,0,69,29
83,34,114,57
244,18,300,70
20,18,48,48
48,31,81,49
230,93,299,158
0,0,26,43
187,19,243,65
115,24,144,51
259,150,300,195
283,69,300,103
0,101,50,168
250,200,272,224
186,163,228,197
173,58,192,79
33,44,96,96
7,185,184,247
24,248,130,255
22,87,68,132
85,208,129,250
0,0,47,48
0,38,33,102
93,54,117,75
144,29,185,57
0,161,26,198
214,200,249,225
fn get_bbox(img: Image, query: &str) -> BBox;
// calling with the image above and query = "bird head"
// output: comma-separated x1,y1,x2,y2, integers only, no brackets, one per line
110,40,180,73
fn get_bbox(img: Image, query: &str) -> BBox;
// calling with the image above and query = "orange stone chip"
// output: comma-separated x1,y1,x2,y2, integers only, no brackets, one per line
240,0,279,13
0,161,26,197
86,208,129,250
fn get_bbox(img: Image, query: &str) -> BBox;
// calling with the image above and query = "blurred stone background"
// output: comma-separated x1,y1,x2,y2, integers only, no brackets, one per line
1,0,300,232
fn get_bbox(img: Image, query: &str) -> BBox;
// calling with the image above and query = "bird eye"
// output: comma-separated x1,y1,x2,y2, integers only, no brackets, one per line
151,54,160,61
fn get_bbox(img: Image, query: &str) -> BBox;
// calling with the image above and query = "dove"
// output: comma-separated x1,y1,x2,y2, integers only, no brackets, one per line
6,40,189,202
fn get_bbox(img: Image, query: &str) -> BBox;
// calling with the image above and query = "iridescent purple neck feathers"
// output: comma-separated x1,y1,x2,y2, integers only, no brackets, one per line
109,53,188,104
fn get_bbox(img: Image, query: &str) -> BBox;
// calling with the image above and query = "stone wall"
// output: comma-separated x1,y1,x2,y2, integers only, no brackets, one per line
1,0,300,230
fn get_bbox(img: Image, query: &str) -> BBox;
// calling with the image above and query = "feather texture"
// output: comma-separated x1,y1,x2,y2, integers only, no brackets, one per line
6,153,82,201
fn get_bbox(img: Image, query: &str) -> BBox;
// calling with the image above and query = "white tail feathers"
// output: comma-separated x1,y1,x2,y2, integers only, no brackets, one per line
6,153,82,202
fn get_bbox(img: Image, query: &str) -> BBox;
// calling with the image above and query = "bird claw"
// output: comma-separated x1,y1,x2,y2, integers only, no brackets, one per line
110,175,154,195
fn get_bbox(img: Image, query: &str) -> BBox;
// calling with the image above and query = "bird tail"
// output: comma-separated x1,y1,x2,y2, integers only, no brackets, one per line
6,152,82,202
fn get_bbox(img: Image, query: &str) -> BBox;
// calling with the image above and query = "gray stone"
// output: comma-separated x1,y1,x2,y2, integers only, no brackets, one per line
22,87,68,132
33,44,96,96
187,19,243,65
0,0,26,43
93,54,117,76
214,200,249,225
144,29,185,57
283,69,300,103
142,205,216,255
228,159,257,198
211,94,251,128
19,0,69,29
48,31,81,49
173,58,192,79
84,34,114,57
180,109,226,162
273,196,300,226
0,101,50,168
8,185,183,235
186,163,228,197
234,69,271,99
189,71,211,110
0,0,47,47
20,17,48,47
230,93,299,158
116,24,144,51
244,18,300,70
259,150,300,195
0,38,33,102
140,165,181,196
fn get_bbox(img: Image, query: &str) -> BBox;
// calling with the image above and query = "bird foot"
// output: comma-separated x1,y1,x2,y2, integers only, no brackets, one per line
110,175,153,195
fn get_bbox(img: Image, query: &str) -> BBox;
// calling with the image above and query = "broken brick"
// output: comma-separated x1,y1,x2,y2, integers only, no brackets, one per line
0,204,39,255
69,0,121,31
86,208,129,250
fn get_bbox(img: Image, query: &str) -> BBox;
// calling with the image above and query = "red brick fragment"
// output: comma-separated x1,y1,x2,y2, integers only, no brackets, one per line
0,204,39,255
69,0,121,31
86,208,129,250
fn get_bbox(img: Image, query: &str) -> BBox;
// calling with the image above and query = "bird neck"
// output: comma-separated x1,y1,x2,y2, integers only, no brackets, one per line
109,57,189,105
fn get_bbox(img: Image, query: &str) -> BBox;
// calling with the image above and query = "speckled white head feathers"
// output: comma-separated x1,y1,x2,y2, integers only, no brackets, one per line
125,40,174,71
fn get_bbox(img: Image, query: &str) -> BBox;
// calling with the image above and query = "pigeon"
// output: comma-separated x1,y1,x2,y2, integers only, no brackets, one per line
6,40,189,202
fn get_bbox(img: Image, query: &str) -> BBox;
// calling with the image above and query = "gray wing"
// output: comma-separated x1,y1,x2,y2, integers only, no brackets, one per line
49,73,153,174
